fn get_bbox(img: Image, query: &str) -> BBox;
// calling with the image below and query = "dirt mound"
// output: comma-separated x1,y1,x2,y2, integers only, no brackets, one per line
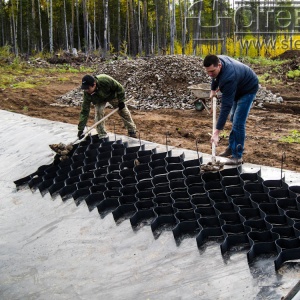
56,55,283,110
275,50,300,60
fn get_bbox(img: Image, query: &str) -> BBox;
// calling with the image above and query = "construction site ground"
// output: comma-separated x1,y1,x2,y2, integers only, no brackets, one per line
0,67,299,172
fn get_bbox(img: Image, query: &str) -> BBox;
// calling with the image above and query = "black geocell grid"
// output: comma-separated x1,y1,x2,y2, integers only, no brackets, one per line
14,135,300,271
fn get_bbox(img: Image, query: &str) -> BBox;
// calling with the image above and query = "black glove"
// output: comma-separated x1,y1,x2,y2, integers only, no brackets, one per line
77,130,84,139
118,102,125,110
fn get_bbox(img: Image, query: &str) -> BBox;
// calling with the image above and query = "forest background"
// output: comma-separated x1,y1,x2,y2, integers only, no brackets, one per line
1,0,300,59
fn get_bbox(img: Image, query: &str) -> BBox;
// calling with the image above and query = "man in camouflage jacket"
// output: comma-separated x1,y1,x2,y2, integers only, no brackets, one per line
78,74,137,138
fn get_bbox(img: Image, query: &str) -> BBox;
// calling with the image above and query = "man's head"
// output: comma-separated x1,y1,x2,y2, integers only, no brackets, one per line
203,55,222,78
81,75,96,94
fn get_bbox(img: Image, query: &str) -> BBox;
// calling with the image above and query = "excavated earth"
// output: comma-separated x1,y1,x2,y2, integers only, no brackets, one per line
0,54,300,172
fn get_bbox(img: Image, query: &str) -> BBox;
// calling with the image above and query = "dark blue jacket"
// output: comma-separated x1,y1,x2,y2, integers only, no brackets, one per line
211,55,259,130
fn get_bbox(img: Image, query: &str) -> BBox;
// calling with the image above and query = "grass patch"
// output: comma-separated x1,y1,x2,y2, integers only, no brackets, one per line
0,61,93,89
287,69,300,79
244,57,289,66
279,130,300,143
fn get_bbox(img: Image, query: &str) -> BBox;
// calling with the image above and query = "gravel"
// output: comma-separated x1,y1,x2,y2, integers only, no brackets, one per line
55,55,283,110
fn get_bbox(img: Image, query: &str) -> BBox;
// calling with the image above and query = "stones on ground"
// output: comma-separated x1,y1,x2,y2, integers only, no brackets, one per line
55,55,284,110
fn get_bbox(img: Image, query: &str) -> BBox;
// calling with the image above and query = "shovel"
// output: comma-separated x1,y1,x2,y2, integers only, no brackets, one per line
49,97,135,158
200,96,224,172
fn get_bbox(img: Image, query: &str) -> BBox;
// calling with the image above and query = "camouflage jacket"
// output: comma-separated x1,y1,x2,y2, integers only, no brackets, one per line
78,74,125,131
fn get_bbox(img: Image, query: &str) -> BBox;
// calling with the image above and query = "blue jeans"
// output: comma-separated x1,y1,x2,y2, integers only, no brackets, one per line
229,93,256,159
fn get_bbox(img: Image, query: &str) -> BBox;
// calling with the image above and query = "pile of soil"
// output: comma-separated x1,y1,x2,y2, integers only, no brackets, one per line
0,54,299,172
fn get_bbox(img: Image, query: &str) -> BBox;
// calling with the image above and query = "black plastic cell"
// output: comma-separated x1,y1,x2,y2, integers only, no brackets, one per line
48,181,65,197
153,185,171,196
171,191,190,203
72,188,90,206
167,171,184,182
149,159,166,169
82,163,96,172
277,198,298,215
269,188,297,202
135,172,152,182
220,166,242,178
196,216,223,247
119,195,137,205
221,176,241,189
151,150,172,161
244,218,268,232
285,210,300,225
214,202,236,215
136,155,151,165
173,220,200,245
151,214,177,237
239,208,261,222
289,185,300,196
239,170,262,185
187,185,206,197
97,198,120,216
136,180,154,192
109,156,122,165
182,158,202,169
91,176,107,185
201,171,220,183
59,183,77,201
204,181,223,193
271,226,296,239
173,201,194,211
208,191,228,204
130,209,156,228
112,204,137,224
152,175,169,187
247,231,280,263
220,223,249,254
183,167,200,178
90,185,106,194
262,179,288,192
120,185,137,196
151,166,167,177
218,212,241,226
106,173,121,181
191,196,211,208
153,195,173,207
135,200,156,211
259,203,280,217
65,175,80,186
134,163,150,175
275,238,300,270
80,172,94,181
106,181,122,190
244,182,265,195
121,177,137,187
250,193,270,206
169,179,186,192
185,176,203,187
232,197,252,210
195,206,216,218
226,186,245,199
166,163,184,172
136,190,154,201
265,215,290,230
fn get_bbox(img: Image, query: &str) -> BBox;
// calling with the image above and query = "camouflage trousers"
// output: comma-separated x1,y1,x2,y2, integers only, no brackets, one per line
94,98,136,138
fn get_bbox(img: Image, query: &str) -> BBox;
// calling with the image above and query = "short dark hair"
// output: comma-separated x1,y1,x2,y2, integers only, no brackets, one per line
81,75,95,89
203,55,220,67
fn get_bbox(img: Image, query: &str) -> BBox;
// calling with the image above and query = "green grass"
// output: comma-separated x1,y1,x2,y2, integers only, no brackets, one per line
244,57,289,66
0,60,94,89
279,130,300,143
287,69,300,79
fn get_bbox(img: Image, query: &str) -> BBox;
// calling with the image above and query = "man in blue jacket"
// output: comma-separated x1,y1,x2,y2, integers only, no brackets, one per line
203,55,259,165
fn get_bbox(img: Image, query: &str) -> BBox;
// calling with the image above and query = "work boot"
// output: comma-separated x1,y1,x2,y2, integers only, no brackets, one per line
128,131,137,138
224,157,243,165
219,147,232,157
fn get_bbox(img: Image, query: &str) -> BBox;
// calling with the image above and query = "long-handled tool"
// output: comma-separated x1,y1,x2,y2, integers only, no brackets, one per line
200,96,224,172
49,97,134,159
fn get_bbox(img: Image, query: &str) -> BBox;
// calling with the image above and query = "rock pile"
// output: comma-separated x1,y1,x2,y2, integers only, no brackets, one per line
56,55,283,110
